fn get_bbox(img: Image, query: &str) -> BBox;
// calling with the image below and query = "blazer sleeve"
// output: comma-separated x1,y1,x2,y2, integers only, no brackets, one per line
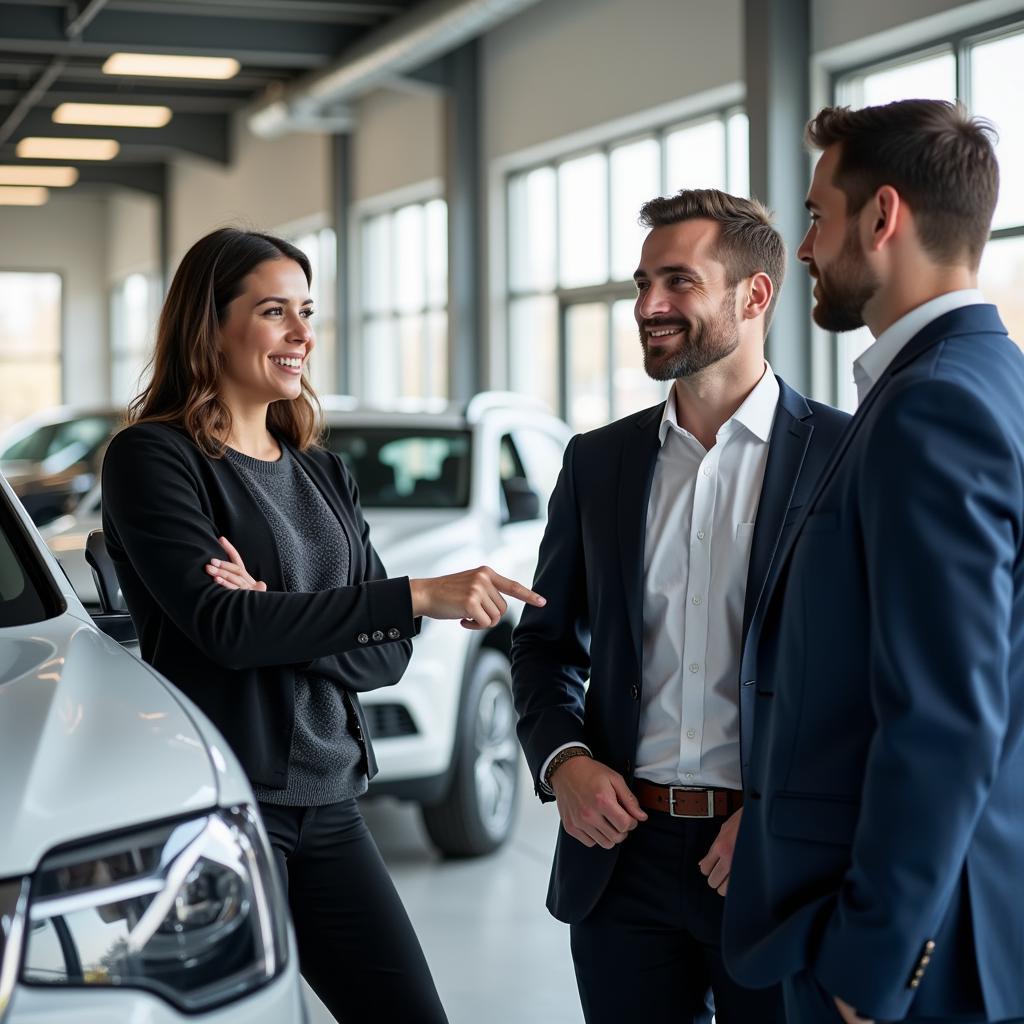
812,380,1022,1020
102,425,415,672
511,435,591,796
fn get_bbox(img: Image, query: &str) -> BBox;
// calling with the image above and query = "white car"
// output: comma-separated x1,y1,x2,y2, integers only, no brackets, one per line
43,392,572,857
0,474,307,1024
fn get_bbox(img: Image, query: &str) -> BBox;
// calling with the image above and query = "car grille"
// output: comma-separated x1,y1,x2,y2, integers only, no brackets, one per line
364,704,418,739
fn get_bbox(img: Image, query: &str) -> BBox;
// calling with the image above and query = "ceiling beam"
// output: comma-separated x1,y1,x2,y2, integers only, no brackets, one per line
0,86,245,112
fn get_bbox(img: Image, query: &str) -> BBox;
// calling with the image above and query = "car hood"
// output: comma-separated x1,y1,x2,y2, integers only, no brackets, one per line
0,614,219,877
362,508,486,576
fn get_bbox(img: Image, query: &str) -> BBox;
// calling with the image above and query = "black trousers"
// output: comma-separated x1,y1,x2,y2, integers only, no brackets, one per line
258,798,448,1024
569,811,785,1024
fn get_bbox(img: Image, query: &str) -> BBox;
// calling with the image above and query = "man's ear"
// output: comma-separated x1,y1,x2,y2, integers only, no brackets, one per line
866,185,901,252
742,271,773,322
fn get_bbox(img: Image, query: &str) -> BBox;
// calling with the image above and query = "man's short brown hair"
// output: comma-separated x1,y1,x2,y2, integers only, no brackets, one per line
639,189,786,331
806,100,999,269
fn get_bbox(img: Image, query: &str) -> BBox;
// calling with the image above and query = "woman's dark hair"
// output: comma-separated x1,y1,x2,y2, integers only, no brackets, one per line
127,227,322,454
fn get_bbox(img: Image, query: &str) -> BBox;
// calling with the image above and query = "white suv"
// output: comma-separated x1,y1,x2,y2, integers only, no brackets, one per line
41,393,571,857
0,476,306,1023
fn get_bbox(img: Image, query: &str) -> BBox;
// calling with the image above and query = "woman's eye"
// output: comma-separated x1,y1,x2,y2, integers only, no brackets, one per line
301,307,315,319
263,306,283,317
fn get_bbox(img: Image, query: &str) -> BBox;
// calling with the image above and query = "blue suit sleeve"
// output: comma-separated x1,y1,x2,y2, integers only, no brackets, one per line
813,379,1022,1019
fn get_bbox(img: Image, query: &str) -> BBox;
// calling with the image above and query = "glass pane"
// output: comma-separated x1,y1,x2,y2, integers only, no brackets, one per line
508,295,559,413
566,302,610,432
393,204,426,314
838,50,956,107
363,316,398,404
727,111,750,197
665,118,726,193
558,152,608,288
424,199,448,307
308,318,336,396
970,31,1024,230
397,314,425,397
425,310,448,399
979,235,1024,351
612,298,667,418
362,214,392,316
610,137,660,283
509,167,557,293
318,228,337,319
835,325,875,413
0,361,62,436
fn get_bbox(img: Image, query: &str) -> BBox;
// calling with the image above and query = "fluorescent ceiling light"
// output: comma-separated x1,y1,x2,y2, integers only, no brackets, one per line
53,102,172,128
0,186,49,206
16,138,119,161
0,165,78,186
102,53,240,80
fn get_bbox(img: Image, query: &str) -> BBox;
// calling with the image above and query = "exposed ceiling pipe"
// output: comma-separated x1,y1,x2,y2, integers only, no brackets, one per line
247,0,544,138
0,0,111,146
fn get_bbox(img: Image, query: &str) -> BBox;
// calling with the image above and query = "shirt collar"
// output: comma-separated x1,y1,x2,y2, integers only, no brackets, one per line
659,363,779,447
853,289,985,403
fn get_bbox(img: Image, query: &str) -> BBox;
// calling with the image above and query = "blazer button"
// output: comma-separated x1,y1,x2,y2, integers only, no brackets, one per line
357,632,369,645
630,684,639,701
387,627,400,640
372,630,385,642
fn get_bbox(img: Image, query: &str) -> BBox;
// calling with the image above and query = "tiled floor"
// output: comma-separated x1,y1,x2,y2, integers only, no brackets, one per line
303,766,585,1024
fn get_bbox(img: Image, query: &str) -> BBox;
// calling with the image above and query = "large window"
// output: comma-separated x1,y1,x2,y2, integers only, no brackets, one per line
0,271,61,433
832,22,1024,410
360,198,447,405
506,108,748,432
110,273,158,405
291,227,338,397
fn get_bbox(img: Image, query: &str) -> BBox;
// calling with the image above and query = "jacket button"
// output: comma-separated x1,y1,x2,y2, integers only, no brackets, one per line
630,684,639,701
357,632,369,645
372,630,385,642
387,627,400,640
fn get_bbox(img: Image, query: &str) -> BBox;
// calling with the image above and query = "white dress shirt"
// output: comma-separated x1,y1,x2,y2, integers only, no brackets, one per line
633,365,779,790
853,289,985,405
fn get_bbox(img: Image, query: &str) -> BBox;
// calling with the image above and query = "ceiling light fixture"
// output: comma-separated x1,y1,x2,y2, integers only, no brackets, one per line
0,186,49,206
53,102,172,128
0,165,78,186
102,53,240,80
16,138,120,161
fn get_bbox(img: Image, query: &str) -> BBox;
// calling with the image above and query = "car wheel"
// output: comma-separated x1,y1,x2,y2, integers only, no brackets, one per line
421,650,520,857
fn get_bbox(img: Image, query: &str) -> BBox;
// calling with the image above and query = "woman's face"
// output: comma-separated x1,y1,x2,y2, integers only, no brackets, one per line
217,257,315,407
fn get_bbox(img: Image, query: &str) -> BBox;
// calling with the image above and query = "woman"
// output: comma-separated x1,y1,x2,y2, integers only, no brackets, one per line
101,227,543,1024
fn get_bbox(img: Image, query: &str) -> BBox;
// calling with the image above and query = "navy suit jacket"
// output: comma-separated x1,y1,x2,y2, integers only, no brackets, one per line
723,306,1024,1022
511,376,849,924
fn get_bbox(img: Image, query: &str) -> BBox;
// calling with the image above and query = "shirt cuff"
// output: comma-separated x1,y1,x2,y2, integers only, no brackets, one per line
539,742,593,795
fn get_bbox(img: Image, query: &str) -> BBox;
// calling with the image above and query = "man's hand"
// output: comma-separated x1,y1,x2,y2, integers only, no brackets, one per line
834,995,874,1024
697,807,742,896
550,757,647,849
409,566,545,629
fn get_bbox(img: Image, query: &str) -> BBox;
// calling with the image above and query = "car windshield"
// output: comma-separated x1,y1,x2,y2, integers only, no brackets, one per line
324,426,471,509
1,414,119,466
0,496,56,627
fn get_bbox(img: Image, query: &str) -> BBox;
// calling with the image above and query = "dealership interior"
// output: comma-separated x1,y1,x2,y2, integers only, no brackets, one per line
1,0,1024,1021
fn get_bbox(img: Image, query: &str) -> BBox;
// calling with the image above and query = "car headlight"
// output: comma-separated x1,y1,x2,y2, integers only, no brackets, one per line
21,806,288,1012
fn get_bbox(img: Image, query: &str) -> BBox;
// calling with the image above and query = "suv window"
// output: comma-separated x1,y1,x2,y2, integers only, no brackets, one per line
512,428,565,505
325,427,472,508
1,414,117,467
0,497,58,627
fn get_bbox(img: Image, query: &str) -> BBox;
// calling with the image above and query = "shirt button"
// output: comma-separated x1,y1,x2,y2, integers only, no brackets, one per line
357,632,369,645
371,630,384,642
630,684,639,701
687,728,696,739
387,627,400,640
685,772,694,780
702,465,711,477
692,595,702,606
689,662,700,673
696,530,706,541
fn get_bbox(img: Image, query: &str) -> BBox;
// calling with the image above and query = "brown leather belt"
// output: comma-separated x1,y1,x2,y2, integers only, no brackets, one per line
633,779,743,819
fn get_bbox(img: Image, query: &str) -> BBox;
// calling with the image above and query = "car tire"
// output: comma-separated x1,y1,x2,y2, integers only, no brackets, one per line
421,650,520,858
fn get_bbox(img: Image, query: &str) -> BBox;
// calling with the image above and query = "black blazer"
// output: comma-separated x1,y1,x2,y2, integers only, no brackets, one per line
101,421,416,790
511,376,850,924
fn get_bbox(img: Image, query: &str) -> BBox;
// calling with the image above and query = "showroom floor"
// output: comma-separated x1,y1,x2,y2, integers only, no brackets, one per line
303,765,584,1024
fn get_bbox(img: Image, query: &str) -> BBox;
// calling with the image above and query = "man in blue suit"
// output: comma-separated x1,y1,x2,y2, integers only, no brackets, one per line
511,190,849,1023
723,100,1024,1024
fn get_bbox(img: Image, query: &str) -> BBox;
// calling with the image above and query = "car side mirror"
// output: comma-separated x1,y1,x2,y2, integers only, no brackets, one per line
502,477,541,524
85,530,137,646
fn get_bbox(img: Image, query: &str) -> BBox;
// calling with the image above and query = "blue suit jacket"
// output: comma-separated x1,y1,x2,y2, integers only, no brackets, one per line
511,376,849,924
723,306,1024,1021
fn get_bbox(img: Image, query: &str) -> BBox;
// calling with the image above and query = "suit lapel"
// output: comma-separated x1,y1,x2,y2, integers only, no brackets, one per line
619,405,663,665
741,380,813,644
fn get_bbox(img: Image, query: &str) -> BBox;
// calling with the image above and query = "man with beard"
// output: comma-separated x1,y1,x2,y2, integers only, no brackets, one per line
723,101,1024,1024
511,189,849,1024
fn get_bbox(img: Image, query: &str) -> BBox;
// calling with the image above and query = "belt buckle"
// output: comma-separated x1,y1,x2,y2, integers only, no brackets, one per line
668,785,714,818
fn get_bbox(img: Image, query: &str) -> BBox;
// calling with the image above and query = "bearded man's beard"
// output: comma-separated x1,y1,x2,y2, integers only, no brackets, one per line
641,286,740,381
810,224,880,332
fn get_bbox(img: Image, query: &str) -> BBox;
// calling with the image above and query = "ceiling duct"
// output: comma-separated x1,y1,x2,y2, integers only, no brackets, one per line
247,0,543,137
